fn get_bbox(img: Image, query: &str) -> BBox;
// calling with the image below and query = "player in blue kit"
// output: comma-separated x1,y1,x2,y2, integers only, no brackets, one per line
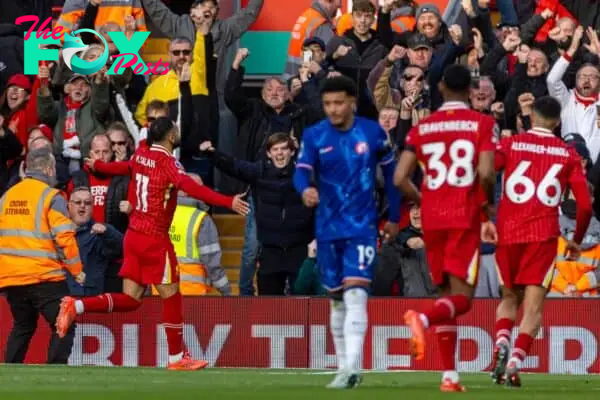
294,76,401,388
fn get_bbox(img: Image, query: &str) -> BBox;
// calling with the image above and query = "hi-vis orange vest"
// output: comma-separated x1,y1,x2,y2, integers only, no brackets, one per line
335,13,415,35
552,236,600,296
0,178,82,288
288,8,328,64
153,205,209,295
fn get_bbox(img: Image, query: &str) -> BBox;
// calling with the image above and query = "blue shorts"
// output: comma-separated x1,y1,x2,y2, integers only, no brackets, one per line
317,237,377,291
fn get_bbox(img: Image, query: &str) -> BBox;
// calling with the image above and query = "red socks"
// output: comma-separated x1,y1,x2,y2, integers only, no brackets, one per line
435,320,457,371
162,291,184,357
510,333,534,364
81,293,141,312
495,318,514,346
423,294,471,325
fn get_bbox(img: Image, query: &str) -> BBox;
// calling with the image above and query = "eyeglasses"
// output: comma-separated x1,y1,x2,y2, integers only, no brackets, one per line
171,50,191,56
70,200,92,207
403,75,424,82
112,141,127,146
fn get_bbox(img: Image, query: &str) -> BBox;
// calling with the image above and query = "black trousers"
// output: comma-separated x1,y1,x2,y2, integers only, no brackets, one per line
4,280,75,364
257,244,307,295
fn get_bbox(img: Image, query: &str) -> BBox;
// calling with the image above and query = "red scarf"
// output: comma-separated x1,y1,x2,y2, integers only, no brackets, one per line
574,90,599,108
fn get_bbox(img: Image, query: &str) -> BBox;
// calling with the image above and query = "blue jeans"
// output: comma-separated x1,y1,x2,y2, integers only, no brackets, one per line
495,0,518,26
239,195,259,296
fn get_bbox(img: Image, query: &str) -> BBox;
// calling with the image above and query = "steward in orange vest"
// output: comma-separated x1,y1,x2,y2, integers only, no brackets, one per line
0,148,83,364
336,7,416,36
284,1,339,80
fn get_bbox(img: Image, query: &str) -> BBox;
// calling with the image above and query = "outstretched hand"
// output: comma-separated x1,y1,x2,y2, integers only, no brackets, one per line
232,194,250,216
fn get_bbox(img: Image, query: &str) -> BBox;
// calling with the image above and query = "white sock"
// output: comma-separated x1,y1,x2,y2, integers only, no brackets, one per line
442,370,459,383
343,288,368,373
508,357,522,369
168,352,183,363
75,300,84,315
419,313,429,328
330,299,346,371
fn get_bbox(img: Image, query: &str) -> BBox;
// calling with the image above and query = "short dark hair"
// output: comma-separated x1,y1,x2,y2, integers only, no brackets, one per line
106,121,128,135
353,0,376,14
320,76,358,98
533,96,562,121
442,64,471,92
191,0,218,8
148,117,176,144
266,133,295,151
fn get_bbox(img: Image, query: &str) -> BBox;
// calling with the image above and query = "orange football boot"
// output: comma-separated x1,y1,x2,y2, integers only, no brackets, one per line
167,353,209,371
56,296,77,338
440,379,467,392
403,309,426,360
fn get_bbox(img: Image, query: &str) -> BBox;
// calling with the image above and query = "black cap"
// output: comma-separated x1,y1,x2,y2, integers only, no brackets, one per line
408,33,433,50
303,37,326,51
564,133,591,164
442,64,471,92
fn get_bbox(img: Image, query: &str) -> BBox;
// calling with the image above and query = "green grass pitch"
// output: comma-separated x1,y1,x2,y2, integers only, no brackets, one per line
0,366,598,399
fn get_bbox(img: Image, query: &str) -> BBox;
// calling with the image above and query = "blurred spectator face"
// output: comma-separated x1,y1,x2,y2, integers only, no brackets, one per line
323,92,354,127
147,109,168,124
500,26,519,41
108,129,129,161
28,137,51,151
169,40,193,74
318,0,342,18
352,10,375,36
83,45,104,62
407,47,432,69
100,23,120,55
69,190,93,226
576,65,600,97
67,77,90,103
90,135,113,163
27,129,46,148
6,85,29,111
190,0,218,26
267,141,294,168
417,12,441,40
558,18,576,37
304,44,325,64
466,47,479,69
379,108,399,133
401,66,425,97
262,78,288,110
469,78,495,112
409,205,421,229
527,49,548,77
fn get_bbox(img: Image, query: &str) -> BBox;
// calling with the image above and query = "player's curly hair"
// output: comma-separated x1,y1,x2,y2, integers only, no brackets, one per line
148,117,176,145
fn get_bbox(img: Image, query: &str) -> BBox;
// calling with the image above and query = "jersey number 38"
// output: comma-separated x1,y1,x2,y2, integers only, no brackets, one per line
422,140,475,190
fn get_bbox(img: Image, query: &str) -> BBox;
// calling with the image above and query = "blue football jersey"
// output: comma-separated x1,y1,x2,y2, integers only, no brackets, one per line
294,116,399,241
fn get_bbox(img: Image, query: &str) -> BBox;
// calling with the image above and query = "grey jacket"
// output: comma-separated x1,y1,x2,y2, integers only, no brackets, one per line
141,0,263,94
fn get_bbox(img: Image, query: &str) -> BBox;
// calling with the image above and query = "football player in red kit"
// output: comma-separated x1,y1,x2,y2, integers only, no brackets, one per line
490,97,592,387
56,118,249,370
394,64,497,392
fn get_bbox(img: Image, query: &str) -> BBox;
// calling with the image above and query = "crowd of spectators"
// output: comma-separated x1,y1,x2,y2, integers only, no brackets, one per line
2,0,600,298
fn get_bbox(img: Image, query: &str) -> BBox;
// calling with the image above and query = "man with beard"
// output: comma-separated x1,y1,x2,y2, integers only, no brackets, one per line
548,26,600,163
56,117,249,370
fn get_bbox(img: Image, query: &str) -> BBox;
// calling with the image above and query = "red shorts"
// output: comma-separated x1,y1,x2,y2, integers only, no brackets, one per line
119,230,179,285
495,239,557,289
423,229,481,287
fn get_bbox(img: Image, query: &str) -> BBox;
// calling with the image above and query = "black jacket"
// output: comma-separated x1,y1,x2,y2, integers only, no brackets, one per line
224,66,322,194
0,24,25,95
209,149,314,248
0,129,22,196
71,169,130,233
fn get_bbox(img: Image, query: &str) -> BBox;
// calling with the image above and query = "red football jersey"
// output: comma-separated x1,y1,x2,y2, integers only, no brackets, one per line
496,127,587,244
405,101,497,231
127,144,188,238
